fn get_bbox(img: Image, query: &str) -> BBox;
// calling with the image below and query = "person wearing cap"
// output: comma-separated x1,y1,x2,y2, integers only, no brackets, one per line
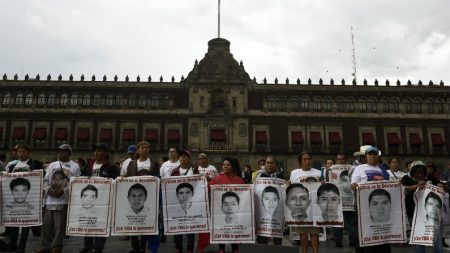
350,146,391,253
197,153,218,180
170,149,199,253
80,143,119,253
36,144,80,253
1,144,43,253
119,145,138,177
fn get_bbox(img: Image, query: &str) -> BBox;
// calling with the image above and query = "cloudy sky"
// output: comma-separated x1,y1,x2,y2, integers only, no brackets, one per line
1,0,449,85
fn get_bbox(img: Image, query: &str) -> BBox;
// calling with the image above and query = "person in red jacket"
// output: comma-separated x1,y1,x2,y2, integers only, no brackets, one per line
209,157,244,253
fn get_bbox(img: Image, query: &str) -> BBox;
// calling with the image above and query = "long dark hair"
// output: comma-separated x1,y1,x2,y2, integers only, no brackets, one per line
223,157,243,178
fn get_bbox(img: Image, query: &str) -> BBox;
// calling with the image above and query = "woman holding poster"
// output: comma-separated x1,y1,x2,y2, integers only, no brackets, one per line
201,157,244,253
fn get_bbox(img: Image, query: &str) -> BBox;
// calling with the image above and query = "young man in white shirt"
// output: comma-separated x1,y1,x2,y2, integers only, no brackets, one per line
159,147,180,178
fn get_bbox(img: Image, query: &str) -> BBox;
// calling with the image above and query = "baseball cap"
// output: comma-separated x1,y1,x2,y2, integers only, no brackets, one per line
93,143,109,152
127,145,137,154
56,144,73,154
179,149,191,158
365,146,380,155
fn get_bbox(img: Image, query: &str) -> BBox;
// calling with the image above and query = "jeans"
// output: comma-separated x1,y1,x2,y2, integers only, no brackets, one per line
415,225,443,253
332,211,358,244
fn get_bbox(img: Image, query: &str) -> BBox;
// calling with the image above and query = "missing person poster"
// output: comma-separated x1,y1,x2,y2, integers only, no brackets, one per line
329,164,354,211
1,171,43,226
312,182,344,227
357,181,406,246
254,178,285,238
210,184,255,243
66,177,113,237
284,182,320,227
161,174,210,234
410,183,445,246
111,176,160,235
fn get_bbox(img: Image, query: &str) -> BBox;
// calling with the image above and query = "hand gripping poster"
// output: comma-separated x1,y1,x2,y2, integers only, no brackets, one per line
284,182,320,227
357,181,407,246
312,182,344,227
66,177,113,237
210,184,255,243
1,171,43,226
410,183,445,246
254,178,285,238
161,174,210,234
111,176,160,235
328,164,354,211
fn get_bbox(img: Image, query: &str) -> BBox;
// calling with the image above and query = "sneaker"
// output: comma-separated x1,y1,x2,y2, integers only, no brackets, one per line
335,241,343,248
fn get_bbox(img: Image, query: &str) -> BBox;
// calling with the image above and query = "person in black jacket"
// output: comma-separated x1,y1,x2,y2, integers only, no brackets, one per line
80,143,119,253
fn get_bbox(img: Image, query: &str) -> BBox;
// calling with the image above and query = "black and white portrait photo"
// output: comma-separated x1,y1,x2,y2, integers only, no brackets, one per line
313,183,343,227
210,184,255,243
329,164,354,211
66,177,112,236
357,181,406,246
1,171,43,226
284,182,320,226
161,175,209,235
254,178,285,238
112,176,159,235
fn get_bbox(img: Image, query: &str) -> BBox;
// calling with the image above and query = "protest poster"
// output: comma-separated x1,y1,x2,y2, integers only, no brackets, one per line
111,176,160,235
210,184,255,243
254,178,285,238
284,182,320,227
161,174,210,234
410,183,445,246
1,171,43,226
357,181,406,246
312,182,344,227
289,226,327,241
328,164,354,211
66,177,113,237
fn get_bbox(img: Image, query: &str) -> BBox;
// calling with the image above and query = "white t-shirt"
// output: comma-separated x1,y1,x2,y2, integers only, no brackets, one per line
178,166,194,176
160,160,180,178
137,158,151,172
120,158,133,176
44,160,81,206
198,165,218,179
351,164,385,184
387,170,406,181
92,162,102,176
290,168,321,182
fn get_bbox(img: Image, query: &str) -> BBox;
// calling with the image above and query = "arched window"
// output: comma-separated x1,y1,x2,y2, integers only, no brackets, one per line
138,95,146,107
277,96,287,109
381,98,390,112
161,94,170,108
37,93,46,106
116,95,126,106
413,98,422,113
336,97,345,112
60,94,68,106
48,94,56,106
93,95,102,106
2,93,11,106
288,96,299,110
15,93,24,105
358,98,367,112
82,95,91,106
105,95,113,107
390,98,400,112
425,98,434,113
300,97,309,111
404,98,412,113
128,94,136,107
322,97,332,111
267,95,276,110
150,94,159,107
70,94,78,106
368,98,377,112
345,98,355,112
434,99,443,113
312,97,321,111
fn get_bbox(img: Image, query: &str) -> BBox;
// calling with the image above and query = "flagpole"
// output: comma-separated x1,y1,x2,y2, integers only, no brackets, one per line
218,0,221,38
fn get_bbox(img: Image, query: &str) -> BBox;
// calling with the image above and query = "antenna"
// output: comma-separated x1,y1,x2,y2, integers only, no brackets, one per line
351,26,357,84
218,0,221,38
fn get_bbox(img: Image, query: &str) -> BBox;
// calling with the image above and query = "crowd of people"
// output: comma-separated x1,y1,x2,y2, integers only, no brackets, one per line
0,142,449,253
